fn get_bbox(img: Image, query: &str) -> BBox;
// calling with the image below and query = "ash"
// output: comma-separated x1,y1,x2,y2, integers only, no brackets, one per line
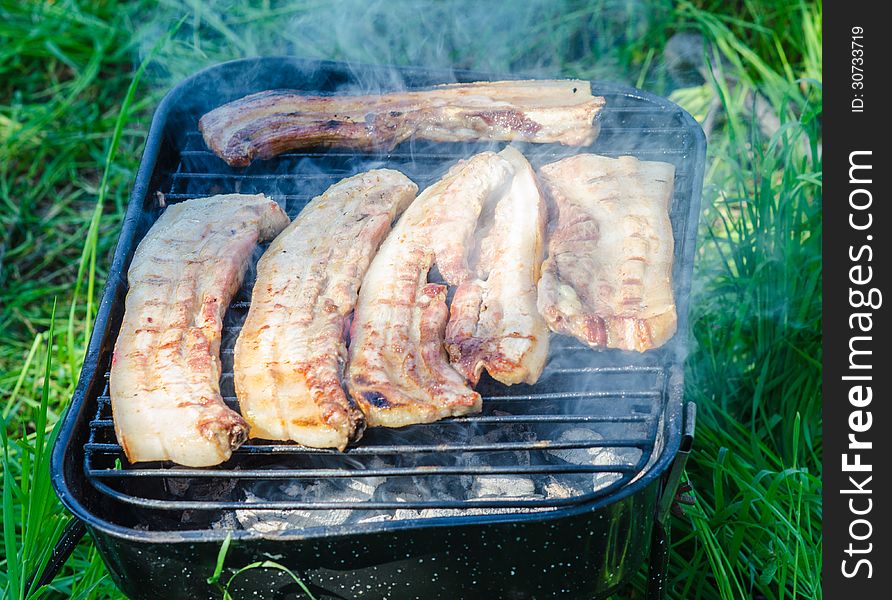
214,424,643,534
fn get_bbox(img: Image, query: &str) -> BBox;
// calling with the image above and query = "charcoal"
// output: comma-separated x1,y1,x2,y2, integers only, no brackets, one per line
470,475,538,499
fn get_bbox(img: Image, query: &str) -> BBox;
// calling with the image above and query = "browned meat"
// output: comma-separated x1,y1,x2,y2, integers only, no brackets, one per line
445,147,549,385
110,194,289,467
347,152,514,428
537,154,677,352
199,80,605,166
234,170,417,450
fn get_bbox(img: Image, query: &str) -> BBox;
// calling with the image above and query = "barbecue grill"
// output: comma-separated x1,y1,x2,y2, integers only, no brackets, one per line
47,57,704,599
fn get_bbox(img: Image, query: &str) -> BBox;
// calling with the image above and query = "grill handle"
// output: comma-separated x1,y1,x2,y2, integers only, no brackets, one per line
656,401,696,523
25,518,87,594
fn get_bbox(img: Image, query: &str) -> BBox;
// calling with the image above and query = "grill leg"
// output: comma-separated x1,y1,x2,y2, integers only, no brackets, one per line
646,520,670,600
25,518,86,593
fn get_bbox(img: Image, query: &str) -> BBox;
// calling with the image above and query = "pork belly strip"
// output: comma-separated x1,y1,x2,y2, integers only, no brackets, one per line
110,194,289,467
537,154,677,352
347,152,514,428
199,80,605,166
234,170,417,450
445,147,549,385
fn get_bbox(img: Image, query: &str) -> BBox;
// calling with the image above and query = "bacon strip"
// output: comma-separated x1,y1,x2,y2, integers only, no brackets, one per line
537,154,677,351
234,170,417,449
110,194,289,467
347,152,514,428
445,147,549,385
199,80,604,166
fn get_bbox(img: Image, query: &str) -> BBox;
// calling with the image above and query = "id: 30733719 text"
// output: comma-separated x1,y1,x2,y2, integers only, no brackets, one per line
851,26,864,113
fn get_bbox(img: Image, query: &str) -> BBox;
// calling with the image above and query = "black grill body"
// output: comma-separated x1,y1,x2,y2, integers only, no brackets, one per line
51,58,704,599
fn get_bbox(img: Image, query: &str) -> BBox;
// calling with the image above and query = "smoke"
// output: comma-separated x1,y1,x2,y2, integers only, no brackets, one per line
119,0,700,533
136,0,667,88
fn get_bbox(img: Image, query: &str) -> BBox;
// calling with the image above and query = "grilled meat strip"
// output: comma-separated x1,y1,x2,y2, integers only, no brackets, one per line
234,170,417,450
347,152,514,428
537,154,677,351
110,194,289,467
445,147,549,385
199,80,605,166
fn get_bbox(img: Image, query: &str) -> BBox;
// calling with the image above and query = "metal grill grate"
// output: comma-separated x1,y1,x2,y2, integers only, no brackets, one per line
80,87,697,526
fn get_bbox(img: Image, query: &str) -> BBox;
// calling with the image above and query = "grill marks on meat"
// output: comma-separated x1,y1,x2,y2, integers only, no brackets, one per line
537,154,677,352
234,170,417,450
347,153,514,428
110,194,289,467
199,80,605,166
445,147,549,385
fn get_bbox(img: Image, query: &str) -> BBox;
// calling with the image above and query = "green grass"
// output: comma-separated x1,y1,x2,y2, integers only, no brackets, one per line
1,1,821,598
